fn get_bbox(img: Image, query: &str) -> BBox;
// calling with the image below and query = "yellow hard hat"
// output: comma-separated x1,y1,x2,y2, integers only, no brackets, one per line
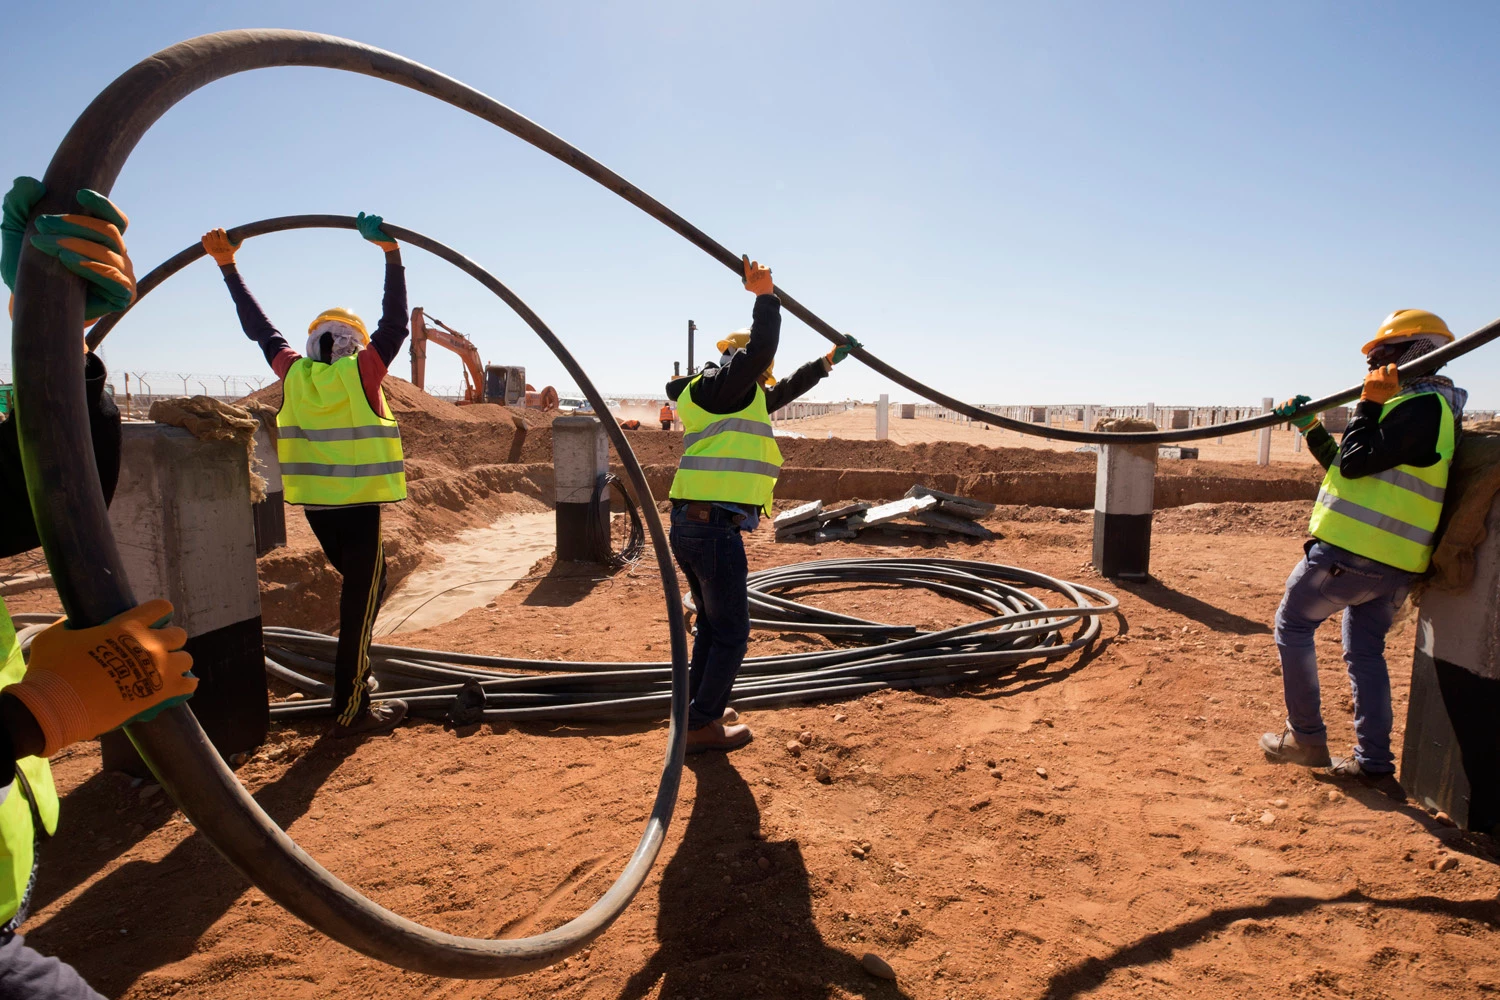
1362,309,1453,356
716,330,751,355
308,307,369,344
716,330,775,387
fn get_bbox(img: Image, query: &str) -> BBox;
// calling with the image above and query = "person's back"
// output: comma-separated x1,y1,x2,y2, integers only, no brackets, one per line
204,213,412,739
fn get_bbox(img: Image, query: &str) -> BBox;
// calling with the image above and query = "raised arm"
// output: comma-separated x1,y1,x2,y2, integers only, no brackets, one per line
691,257,782,413
765,334,862,412
202,228,298,377
356,212,409,367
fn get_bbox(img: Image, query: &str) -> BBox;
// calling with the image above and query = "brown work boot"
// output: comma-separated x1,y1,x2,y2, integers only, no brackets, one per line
685,720,753,754
1259,727,1331,768
330,699,409,739
721,706,740,725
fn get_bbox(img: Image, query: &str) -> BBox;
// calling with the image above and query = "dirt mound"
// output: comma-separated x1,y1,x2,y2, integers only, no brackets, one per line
616,432,1097,475
238,376,556,476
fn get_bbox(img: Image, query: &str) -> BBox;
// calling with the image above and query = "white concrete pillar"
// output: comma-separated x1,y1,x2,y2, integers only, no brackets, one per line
1093,437,1156,579
102,424,267,774
876,394,889,440
1083,405,1094,431
1144,402,1156,425
1403,485,1500,830
1257,397,1274,465
553,416,609,562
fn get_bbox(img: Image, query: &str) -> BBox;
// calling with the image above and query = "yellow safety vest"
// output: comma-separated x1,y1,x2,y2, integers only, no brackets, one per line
278,355,406,505
0,598,60,928
1308,390,1455,573
669,376,783,514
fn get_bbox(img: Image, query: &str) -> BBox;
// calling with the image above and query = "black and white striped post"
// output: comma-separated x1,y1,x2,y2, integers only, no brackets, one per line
1402,488,1500,832
101,423,268,774
554,415,609,562
1092,436,1156,579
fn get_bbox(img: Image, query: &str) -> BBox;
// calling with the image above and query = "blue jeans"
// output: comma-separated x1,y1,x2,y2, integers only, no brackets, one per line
670,505,751,730
1274,540,1412,774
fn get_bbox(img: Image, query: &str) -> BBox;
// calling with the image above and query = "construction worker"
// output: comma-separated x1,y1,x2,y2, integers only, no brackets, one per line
204,213,410,737
1,177,196,999
665,256,862,753
659,401,674,431
1261,310,1466,777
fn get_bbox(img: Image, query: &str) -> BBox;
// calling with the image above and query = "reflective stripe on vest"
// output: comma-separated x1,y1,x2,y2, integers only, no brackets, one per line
0,598,59,927
668,376,783,513
277,355,406,506
1308,390,1454,573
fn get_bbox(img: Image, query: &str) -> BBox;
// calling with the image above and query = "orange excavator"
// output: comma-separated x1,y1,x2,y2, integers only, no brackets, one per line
409,307,559,409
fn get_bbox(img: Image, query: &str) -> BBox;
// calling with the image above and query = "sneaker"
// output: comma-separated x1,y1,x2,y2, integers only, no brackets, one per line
685,721,753,754
330,699,409,739
1259,728,1331,768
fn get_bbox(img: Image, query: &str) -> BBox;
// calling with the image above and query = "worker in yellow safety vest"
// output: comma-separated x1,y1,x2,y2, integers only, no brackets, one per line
1261,310,1466,777
205,212,411,738
664,256,862,753
1,177,196,999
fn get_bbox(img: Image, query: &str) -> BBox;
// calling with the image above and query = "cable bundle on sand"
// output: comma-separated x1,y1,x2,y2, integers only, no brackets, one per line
264,557,1117,724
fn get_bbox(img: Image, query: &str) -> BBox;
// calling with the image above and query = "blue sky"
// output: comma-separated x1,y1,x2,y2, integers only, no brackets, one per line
3,2,1496,406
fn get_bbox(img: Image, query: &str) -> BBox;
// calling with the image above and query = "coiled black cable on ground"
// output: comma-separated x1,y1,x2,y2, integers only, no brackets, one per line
587,473,645,569
263,557,1117,723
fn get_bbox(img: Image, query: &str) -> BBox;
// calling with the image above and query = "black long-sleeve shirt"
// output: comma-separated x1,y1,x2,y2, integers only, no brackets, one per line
1307,394,1447,476
220,253,409,417
664,294,830,414
0,352,120,558
0,353,121,777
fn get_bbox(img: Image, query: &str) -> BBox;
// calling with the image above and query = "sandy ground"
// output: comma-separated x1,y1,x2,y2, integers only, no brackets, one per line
780,407,1323,468
20,499,1500,1000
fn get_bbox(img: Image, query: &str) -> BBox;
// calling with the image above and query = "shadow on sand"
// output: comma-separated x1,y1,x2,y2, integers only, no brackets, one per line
616,752,914,1000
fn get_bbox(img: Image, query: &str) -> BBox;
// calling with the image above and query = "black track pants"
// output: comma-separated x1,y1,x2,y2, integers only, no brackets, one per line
305,505,388,725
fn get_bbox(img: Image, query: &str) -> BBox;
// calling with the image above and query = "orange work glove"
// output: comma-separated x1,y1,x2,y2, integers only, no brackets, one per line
201,228,241,266
1361,364,1401,404
742,254,774,296
5,599,196,757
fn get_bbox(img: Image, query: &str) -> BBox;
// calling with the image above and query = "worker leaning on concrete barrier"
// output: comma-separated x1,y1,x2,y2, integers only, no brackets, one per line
1261,310,1467,777
204,213,411,738
664,255,862,753
0,177,196,1000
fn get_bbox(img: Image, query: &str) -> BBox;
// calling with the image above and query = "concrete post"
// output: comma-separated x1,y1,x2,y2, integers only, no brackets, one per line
1144,402,1156,425
102,424,267,775
553,416,609,562
1257,397,1274,465
876,394,889,440
1082,405,1094,432
1092,437,1156,579
1402,490,1500,831
251,425,285,556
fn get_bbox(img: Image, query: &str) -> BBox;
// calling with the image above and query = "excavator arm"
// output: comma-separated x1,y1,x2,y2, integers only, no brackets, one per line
410,306,485,404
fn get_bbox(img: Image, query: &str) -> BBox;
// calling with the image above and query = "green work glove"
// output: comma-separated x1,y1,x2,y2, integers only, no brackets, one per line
826,334,863,366
1273,394,1318,430
28,189,135,319
1,176,47,292
356,211,398,252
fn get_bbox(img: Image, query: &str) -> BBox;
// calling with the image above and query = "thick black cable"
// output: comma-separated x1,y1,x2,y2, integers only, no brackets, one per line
262,557,1117,723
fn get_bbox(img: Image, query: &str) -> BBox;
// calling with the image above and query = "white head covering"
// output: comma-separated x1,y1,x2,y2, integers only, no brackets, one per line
306,320,365,364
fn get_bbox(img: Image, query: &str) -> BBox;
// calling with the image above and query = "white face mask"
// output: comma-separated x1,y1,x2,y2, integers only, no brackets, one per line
306,321,364,363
